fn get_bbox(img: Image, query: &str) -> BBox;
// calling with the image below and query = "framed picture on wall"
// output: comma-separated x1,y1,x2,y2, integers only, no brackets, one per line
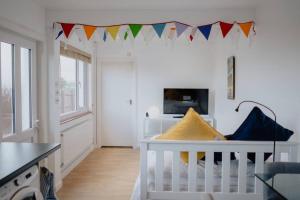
227,56,235,100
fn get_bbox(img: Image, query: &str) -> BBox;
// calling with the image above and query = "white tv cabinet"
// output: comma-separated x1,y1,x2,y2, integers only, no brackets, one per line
143,115,215,138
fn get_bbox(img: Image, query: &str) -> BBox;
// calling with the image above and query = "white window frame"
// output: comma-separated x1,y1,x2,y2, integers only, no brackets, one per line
59,56,89,122
0,28,37,142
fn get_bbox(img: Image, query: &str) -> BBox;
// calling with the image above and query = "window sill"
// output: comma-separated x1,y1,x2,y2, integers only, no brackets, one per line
60,111,92,125
1,131,36,142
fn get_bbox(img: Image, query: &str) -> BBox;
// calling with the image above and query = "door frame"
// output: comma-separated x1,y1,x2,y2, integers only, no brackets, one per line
96,56,138,148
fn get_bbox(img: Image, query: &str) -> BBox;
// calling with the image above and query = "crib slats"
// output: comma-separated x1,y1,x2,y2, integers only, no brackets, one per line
275,151,281,162
188,151,197,192
221,152,230,193
289,147,297,162
238,152,247,193
172,151,180,192
205,151,214,193
155,150,164,191
140,143,148,199
255,152,264,194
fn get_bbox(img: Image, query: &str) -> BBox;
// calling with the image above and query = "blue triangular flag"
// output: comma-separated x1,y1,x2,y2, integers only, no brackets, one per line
55,30,63,40
152,23,166,38
198,24,212,40
103,31,107,41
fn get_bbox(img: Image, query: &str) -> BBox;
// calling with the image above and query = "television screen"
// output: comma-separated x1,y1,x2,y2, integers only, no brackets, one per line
163,88,209,115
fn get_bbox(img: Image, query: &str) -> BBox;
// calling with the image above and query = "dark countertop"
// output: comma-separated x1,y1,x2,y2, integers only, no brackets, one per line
0,142,61,187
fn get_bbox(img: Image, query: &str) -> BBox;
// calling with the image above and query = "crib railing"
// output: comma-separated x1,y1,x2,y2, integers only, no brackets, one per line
140,140,298,200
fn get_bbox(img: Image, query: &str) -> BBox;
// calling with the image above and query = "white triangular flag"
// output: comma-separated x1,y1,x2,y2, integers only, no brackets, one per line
141,25,156,44
118,25,129,41
165,23,176,40
74,25,86,42
97,27,105,41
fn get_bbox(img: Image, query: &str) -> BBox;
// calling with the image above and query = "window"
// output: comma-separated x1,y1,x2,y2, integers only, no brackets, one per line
0,30,36,140
60,55,89,118
0,42,15,135
21,48,32,131
60,56,77,114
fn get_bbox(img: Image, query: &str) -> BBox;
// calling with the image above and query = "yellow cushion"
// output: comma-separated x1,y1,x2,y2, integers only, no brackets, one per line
156,108,225,164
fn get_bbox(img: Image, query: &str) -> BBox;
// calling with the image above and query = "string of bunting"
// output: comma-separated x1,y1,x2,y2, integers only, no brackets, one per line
55,20,255,42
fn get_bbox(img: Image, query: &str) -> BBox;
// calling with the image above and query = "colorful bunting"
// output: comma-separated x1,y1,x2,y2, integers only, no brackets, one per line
175,22,189,38
61,23,75,38
103,31,107,42
75,27,85,42
220,22,234,38
198,24,212,40
189,27,197,41
55,30,63,40
56,21,255,42
83,25,97,40
124,31,128,40
152,23,166,38
106,25,120,40
141,25,156,43
129,24,143,38
97,27,105,41
167,27,176,40
238,22,253,38
118,25,129,40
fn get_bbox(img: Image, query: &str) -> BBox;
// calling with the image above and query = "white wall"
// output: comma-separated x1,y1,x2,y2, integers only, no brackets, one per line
46,26,97,188
213,0,300,143
0,0,45,39
46,8,255,143
98,38,216,143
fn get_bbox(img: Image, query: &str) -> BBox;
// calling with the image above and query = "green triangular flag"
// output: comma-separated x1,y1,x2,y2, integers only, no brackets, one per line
129,24,143,38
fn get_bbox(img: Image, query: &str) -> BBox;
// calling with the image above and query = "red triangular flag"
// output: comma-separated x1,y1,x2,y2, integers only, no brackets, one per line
219,22,234,38
61,23,75,38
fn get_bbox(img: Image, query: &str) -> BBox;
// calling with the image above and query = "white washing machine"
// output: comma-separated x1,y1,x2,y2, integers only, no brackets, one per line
0,166,43,200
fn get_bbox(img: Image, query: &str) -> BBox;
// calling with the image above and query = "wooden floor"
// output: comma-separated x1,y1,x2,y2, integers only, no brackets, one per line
57,148,140,200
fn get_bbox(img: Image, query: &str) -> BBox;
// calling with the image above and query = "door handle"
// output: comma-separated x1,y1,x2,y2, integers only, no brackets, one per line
129,99,133,105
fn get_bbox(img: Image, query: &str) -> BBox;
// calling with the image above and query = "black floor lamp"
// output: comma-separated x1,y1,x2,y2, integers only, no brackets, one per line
235,100,277,162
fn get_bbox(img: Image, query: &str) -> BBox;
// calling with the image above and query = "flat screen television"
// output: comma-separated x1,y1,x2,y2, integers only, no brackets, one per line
163,88,209,115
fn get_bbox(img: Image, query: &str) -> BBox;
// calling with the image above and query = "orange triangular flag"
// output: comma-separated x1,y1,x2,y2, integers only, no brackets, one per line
106,25,121,40
238,22,253,37
83,25,97,40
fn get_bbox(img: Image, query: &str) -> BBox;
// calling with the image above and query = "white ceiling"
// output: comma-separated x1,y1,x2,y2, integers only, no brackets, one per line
35,0,259,10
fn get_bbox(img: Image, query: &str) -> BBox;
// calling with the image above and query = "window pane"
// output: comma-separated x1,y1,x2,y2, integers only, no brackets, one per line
21,47,31,130
78,60,85,108
1,42,15,135
60,56,76,114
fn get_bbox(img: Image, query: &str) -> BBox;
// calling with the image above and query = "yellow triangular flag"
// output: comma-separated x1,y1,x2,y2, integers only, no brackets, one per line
106,25,121,40
83,25,97,40
238,22,253,38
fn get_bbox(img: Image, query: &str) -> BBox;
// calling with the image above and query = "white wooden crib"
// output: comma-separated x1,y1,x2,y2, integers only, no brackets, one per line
139,139,298,200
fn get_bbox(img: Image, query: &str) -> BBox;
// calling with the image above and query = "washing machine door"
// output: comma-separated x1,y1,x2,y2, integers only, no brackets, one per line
10,186,43,200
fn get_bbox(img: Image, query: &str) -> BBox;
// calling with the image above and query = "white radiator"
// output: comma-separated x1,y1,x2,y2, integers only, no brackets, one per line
60,114,94,177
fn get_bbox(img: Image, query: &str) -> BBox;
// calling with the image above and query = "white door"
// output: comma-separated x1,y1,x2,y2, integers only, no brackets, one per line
99,60,135,147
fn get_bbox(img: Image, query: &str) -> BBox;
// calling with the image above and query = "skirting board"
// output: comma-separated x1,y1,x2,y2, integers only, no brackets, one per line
55,180,63,192
61,144,95,179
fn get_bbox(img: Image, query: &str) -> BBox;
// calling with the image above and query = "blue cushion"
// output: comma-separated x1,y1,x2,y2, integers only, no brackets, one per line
227,107,294,162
